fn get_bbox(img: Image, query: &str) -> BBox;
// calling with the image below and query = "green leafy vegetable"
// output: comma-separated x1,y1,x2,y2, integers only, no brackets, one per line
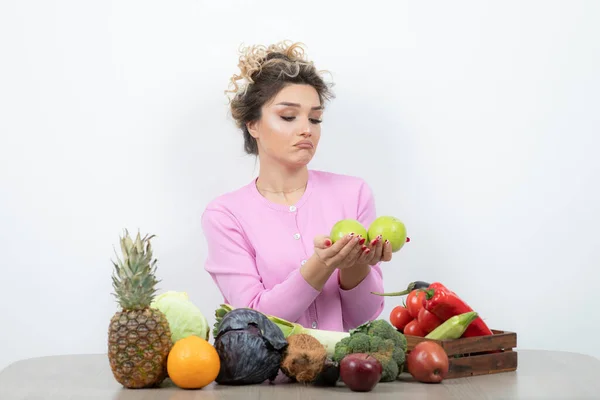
151,291,209,342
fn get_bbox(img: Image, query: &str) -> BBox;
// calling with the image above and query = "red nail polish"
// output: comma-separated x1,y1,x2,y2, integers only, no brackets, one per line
364,248,371,254
406,237,411,242
325,239,332,246
359,237,366,245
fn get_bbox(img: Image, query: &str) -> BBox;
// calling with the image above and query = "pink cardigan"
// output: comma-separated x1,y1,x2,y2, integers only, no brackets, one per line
201,169,385,332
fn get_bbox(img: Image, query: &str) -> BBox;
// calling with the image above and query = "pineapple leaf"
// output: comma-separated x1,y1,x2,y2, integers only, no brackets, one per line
111,229,160,310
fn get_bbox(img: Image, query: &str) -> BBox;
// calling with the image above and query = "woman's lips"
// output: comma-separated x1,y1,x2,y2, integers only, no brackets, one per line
295,140,314,149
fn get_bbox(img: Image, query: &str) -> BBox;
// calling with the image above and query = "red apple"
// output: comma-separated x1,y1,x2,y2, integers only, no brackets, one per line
339,353,382,392
407,341,449,383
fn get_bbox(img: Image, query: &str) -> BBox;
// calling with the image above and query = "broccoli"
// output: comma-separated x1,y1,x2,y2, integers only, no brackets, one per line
332,319,407,382
351,319,408,353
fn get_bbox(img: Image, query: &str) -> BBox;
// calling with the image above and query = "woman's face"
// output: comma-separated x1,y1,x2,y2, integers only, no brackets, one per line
247,84,323,168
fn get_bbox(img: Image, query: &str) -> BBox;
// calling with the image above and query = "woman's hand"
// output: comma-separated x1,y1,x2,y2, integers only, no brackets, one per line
312,233,367,270
336,235,393,290
359,235,393,266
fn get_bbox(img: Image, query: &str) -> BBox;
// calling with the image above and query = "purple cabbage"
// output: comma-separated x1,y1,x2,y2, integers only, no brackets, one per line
213,308,288,385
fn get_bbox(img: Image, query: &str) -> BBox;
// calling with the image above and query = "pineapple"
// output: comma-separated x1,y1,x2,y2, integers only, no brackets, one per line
108,230,172,388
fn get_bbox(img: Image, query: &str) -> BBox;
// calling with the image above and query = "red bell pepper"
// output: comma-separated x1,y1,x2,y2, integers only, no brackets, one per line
427,282,453,294
420,283,493,337
371,281,493,338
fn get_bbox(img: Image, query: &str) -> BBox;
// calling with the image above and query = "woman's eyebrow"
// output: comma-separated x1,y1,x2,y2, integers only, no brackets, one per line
276,102,323,110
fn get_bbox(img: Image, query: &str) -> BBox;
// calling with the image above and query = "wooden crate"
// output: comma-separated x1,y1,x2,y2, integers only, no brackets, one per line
404,329,518,379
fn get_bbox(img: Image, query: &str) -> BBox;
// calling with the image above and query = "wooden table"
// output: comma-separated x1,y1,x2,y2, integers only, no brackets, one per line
1,350,599,399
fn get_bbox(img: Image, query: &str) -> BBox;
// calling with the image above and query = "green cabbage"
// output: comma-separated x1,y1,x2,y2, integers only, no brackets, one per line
150,291,210,342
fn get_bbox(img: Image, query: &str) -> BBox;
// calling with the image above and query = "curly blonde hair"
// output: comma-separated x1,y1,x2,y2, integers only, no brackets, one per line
225,40,335,155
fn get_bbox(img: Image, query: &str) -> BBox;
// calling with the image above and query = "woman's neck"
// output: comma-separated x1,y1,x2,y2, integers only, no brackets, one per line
255,159,309,205
257,165,308,193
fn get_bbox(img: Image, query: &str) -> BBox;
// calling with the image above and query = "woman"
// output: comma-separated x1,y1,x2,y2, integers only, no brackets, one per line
201,41,394,332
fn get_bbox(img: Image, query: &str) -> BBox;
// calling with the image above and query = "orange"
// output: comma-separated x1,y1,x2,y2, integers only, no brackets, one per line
167,335,221,389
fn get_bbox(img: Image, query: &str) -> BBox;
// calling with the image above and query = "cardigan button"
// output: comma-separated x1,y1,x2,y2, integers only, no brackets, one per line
312,321,318,328
289,205,297,212
293,233,301,240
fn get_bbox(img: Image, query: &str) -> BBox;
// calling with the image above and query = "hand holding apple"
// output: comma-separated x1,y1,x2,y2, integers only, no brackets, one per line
363,233,393,264
344,234,392,272
312,232,365,270
368,216,408,253
321,215,409,270
330,219,368,243
348,215,408,266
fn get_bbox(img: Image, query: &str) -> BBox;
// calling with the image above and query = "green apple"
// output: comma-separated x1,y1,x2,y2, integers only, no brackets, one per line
367,216,407,252
330,219,368,243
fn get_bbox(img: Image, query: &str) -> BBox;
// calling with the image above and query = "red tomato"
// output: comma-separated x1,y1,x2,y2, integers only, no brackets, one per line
389,306,413,331
407,290,426,318
403,319,425,337
407,341,449,383
417,308,443,334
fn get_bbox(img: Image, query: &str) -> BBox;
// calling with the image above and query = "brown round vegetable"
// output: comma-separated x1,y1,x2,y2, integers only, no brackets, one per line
280,334,328,383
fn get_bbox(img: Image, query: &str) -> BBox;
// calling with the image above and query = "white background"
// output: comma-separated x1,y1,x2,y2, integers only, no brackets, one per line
1,0,599,372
